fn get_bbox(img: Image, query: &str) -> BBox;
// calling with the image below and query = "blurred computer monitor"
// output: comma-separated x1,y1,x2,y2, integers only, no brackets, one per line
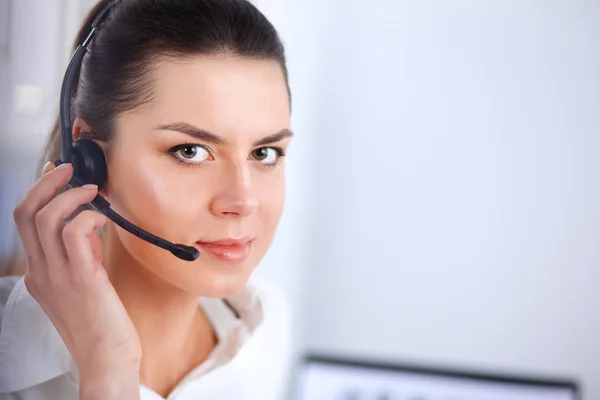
293,354,578,400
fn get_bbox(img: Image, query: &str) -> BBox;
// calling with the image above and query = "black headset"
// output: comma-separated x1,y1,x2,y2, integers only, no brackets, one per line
55,0,199,262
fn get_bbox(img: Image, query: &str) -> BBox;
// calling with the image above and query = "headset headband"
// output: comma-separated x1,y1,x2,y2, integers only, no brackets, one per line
59,0,120,163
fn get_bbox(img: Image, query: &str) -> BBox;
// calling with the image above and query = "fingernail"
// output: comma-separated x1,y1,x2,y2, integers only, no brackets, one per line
55,163,72,170
82,184,98,190
42,161,54,175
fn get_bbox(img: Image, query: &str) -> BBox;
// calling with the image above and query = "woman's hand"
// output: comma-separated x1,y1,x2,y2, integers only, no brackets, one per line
12,162,141,400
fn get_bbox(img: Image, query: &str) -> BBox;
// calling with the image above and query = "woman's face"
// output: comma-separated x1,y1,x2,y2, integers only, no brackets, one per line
98,54,291,297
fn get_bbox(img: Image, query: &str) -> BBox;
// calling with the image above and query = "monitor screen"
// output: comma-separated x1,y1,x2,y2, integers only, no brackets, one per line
294,355,578,400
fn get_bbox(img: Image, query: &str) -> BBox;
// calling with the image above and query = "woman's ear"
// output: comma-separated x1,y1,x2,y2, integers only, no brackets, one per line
72,117,94,141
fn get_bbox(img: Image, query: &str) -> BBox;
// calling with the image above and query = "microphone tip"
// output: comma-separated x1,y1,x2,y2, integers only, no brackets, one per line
170,244,200,261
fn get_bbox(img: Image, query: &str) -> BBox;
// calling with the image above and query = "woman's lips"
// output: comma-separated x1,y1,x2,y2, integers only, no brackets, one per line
195,238,253,263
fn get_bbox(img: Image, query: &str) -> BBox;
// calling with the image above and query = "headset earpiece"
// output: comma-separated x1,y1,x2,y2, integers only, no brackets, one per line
70,138,107,189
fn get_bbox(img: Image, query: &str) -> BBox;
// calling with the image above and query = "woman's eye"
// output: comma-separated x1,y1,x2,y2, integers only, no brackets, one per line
172,145,211,163
251,147,283,165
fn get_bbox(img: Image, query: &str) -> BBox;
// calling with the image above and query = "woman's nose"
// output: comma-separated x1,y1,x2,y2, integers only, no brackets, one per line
210,163,259,218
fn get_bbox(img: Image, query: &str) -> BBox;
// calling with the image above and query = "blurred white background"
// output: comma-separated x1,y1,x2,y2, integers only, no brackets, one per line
1,0,599,398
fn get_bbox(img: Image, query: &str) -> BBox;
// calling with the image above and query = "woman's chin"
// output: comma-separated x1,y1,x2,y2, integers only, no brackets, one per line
157,258,253,298
184,271,250,298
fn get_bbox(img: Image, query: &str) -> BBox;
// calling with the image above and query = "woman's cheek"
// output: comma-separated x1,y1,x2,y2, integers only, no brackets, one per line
257,171,286,231
112,157,194,240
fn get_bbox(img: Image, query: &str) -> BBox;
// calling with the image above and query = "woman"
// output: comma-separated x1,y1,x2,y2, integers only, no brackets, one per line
0,0,293,399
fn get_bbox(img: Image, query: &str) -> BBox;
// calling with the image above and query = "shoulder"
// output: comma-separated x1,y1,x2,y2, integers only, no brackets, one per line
0,276,22,321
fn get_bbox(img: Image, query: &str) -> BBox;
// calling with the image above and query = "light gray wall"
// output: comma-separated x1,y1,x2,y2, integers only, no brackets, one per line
0,0,64,258
295,1,600,398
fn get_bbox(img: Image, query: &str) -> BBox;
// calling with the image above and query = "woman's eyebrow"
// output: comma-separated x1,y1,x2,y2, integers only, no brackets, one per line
252,129,294,146
155,123,294,146
155,122,226,145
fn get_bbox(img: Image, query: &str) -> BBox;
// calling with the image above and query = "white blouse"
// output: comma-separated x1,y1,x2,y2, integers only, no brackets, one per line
0,275,291,400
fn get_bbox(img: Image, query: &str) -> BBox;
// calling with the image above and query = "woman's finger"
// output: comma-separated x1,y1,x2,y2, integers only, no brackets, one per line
63,210,108,277
36,184,101,268
13,163,74,268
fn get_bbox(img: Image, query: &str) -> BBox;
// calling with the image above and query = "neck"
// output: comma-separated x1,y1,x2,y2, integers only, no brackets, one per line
100,224,217,397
